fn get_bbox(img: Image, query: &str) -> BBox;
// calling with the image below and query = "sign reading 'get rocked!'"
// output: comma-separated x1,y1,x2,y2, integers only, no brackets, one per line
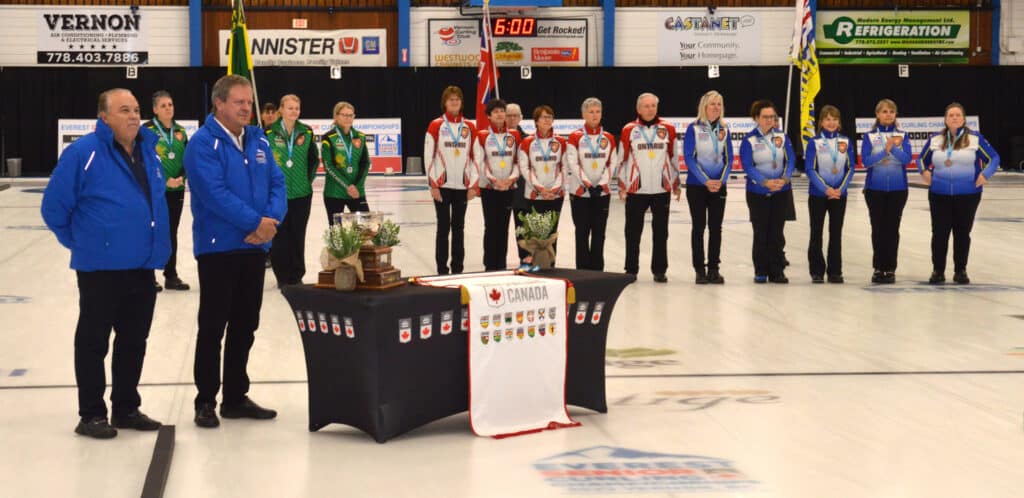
816,10,970,64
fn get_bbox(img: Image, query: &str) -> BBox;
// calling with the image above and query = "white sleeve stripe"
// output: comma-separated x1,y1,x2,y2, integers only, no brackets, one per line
213,139,219,150
83,151,96,171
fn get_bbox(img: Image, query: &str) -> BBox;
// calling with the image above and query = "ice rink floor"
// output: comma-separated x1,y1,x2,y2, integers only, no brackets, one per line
2,173,1023,497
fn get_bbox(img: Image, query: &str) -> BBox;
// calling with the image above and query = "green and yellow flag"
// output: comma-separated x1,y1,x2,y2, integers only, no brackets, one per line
227,0,252,80
227,0,263,125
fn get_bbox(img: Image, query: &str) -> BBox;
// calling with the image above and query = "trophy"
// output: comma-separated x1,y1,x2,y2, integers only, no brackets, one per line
347,211,404,290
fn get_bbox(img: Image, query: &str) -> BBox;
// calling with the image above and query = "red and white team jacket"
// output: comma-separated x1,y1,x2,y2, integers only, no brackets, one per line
564,125,617,198
618,118,679,195
424,112,478,190
518,131,567,200
473,126,522,190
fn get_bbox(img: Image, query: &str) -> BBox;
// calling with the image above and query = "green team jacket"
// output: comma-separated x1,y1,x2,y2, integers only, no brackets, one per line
320,126,370,199
265,120,319,199
143,119,187,192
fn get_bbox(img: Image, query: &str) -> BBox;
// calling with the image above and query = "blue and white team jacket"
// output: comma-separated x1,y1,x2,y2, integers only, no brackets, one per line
861,124,911,192
917,128,1000,196
682,119,735,187
805,130,856,198
739,127,795,196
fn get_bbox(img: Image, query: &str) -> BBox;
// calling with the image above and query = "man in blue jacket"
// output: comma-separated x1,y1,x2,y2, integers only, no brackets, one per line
42,88,170,439
185,75,287,428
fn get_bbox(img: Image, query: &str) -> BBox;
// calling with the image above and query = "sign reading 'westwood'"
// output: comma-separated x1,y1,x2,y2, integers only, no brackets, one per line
428,19,588,67
218,29,386,67
816,10,970,64
37,8,148,65
658,10,763,65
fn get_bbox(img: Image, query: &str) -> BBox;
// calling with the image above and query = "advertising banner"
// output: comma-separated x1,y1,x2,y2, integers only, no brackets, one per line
657,10,763,65
38,7,148,65
58,119,198,158
218,29,386,67
816,10,970,64
428,18,588,67
305,118,402,174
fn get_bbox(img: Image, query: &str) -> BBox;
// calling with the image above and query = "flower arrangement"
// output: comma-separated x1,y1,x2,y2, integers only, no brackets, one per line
322,222,364,290
324,222,363,260
515,208,558,241
516,208,559,270
372,219,401,247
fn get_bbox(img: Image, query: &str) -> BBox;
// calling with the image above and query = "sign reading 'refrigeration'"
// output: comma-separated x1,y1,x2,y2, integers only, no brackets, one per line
816,10,970,64
657,9,763,65
37,8,149,65
428,18,588,67
218,29,387,67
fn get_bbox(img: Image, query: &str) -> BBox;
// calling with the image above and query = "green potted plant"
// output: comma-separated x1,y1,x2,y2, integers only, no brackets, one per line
516,208,559,270
321,222,364,290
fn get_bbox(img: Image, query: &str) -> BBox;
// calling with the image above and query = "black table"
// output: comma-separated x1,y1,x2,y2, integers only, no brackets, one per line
282,269,634,442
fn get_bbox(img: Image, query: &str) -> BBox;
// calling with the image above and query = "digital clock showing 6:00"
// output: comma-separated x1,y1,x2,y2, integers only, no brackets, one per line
37,51,149,65
491,17,538,37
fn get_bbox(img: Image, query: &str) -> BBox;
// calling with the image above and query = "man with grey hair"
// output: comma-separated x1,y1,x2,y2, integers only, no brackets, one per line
505,102,532,263
42,88,170,438
565,97,617,270
617,92,679,282
184,74,287,428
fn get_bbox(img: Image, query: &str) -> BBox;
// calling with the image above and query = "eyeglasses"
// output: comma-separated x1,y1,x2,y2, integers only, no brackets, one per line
338,113,355,118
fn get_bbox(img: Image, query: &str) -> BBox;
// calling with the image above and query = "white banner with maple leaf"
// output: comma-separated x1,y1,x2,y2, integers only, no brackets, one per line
413,272,578,438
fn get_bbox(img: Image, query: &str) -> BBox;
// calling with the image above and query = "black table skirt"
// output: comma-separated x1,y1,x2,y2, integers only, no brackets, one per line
282,269,634,442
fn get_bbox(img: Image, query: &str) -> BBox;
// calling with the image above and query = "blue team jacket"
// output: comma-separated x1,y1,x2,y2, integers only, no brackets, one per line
739,127,796,196
861,124,911,192
805,130,856,198
41,119,171,272
184,114,287,257
682,120,735,187
917,128,1000,196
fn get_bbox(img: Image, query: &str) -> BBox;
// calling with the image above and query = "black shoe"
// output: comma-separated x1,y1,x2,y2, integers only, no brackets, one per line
811,274,825,284
953,271,970,285
769,273,789,284
220,397,277,420
882,272,896,284
653,274,668,283
164,277,190,291
754,275,768,284
264,255,273,269
112,410,161,431
827,274,844,284
871,270,884,284
75,417,117,439
154,281,163,292
194,403,220,428
706,270,725,284
928,271,945,285
695,270,708,285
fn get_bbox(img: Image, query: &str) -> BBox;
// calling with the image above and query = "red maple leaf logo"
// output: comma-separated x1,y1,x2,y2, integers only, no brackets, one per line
443,323,451,332
489,288,502,303
421,327,430,336
401,331,410,340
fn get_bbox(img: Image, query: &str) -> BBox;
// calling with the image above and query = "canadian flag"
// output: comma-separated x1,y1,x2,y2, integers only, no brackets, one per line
420,314,433,340
574,302,589,324
441,310,454,335
399,318,412,344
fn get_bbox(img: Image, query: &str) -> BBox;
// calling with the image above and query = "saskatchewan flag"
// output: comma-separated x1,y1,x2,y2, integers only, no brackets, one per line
227,0,253,80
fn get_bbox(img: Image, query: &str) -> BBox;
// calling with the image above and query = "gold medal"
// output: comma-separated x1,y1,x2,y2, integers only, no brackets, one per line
591,161,599,170
648,151,656,159
454,149,460,157
499,160,507,168
544,165,550,174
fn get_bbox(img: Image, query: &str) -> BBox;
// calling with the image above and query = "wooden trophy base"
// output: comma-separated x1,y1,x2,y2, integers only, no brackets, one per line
316,270,337,289
356,268,404,290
